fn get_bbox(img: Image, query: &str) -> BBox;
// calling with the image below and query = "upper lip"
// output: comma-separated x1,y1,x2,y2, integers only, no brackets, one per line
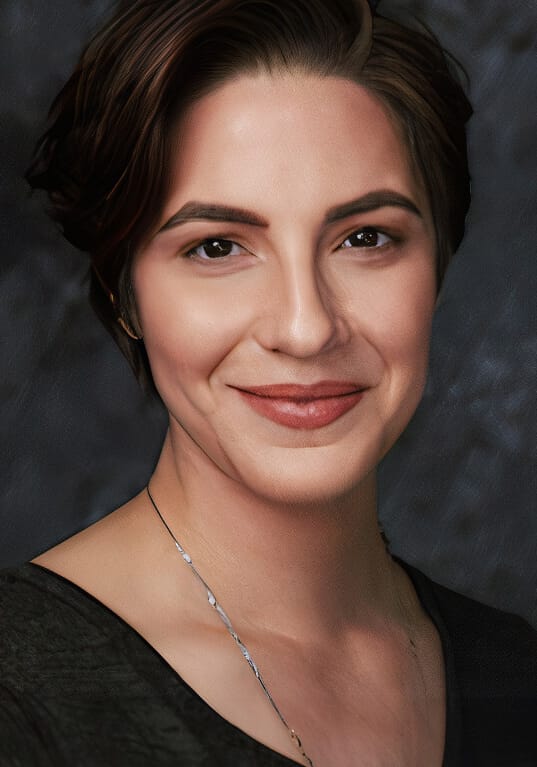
233,381,366,399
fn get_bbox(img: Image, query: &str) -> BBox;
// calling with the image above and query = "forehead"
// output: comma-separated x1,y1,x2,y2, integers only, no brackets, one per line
160,72,424,224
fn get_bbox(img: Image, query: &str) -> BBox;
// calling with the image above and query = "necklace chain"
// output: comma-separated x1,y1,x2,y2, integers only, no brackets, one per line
146,485,314,767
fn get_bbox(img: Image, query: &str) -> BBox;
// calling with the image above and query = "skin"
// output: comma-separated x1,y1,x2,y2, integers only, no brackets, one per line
36,72,445,766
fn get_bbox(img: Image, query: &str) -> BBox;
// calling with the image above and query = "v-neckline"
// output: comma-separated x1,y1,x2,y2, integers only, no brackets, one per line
24,558,461,766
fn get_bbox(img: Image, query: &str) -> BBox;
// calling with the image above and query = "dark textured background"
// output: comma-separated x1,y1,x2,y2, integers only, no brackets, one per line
1,1,536,625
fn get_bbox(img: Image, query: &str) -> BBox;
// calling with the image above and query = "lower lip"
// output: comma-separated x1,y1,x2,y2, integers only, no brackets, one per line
236,390,365,429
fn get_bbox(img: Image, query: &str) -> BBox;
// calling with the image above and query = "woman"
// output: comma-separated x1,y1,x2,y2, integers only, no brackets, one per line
1,1,535,765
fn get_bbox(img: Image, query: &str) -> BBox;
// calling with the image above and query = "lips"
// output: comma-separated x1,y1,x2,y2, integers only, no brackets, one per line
233,380,366,429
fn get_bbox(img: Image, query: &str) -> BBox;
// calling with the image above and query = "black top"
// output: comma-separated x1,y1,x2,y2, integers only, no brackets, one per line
0,561,535,766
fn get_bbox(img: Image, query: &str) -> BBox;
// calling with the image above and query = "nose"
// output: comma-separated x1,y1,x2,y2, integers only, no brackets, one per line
254,254,346,358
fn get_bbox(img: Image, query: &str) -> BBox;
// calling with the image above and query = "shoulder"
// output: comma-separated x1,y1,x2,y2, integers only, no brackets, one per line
410,563,537,689
404,562,537,762
0,562,150,707
0,564,77,657
0,566,263,766
400,559,537,670
0,565,90,765
424,573,537,685
0,563,161,765
0,564,120,681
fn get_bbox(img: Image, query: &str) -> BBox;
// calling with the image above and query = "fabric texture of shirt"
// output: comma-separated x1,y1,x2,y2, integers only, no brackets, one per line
0,560,536,766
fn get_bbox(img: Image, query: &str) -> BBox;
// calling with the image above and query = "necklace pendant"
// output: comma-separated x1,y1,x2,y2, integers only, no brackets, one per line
290,729,314,767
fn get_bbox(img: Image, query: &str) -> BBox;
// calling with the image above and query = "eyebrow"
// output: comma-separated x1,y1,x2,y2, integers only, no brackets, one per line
158,202,268,232
156,190,422,234
325,190,422,223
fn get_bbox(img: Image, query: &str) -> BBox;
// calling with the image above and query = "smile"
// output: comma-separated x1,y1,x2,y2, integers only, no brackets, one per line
233,382,366,430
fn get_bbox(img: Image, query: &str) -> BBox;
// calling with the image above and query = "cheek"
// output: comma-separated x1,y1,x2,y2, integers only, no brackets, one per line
371,263,436,403
355,261,436,457
342,253,435,390
385,283,435,362
132,263,245,407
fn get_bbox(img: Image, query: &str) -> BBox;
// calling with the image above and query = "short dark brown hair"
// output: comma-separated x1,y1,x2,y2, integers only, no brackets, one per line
26,0,472,392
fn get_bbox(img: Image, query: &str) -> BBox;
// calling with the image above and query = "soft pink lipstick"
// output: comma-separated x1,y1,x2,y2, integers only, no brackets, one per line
234,381,366,429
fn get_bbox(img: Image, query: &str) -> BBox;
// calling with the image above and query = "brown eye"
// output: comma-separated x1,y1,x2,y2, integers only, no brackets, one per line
340,227,391,249
188,238,242,259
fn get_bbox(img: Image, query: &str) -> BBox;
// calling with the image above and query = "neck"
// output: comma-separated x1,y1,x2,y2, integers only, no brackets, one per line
149,431,407,645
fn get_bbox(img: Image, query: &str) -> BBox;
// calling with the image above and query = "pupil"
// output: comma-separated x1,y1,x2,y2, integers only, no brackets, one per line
206,239,231,257
357,228,377,246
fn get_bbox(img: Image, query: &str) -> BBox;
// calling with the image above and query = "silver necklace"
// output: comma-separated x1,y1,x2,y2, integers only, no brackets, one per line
146,485,315,767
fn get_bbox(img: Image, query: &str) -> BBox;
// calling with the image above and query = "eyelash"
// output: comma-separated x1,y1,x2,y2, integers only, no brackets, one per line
183,226,395,261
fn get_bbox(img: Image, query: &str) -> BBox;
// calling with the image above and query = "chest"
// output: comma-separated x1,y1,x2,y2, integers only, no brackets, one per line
150,616,446,767
258,633,446,767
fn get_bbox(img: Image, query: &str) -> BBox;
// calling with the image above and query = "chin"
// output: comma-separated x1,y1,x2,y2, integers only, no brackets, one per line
226,441,380,508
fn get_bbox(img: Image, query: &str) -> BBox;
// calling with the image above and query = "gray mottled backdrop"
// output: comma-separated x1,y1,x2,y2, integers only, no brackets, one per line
1,1,536,625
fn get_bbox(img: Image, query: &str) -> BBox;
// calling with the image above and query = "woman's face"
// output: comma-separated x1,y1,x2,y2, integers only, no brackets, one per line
133,72,437,503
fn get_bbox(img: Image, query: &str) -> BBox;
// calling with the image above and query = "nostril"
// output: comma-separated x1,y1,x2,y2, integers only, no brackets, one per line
252,265,346,358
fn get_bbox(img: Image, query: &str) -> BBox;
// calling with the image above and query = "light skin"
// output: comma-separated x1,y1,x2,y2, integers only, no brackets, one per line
36,72,445,766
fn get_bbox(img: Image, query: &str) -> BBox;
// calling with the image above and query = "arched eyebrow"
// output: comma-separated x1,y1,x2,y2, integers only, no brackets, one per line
325,190,422,223
156,190,422,235
158,202,268,232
